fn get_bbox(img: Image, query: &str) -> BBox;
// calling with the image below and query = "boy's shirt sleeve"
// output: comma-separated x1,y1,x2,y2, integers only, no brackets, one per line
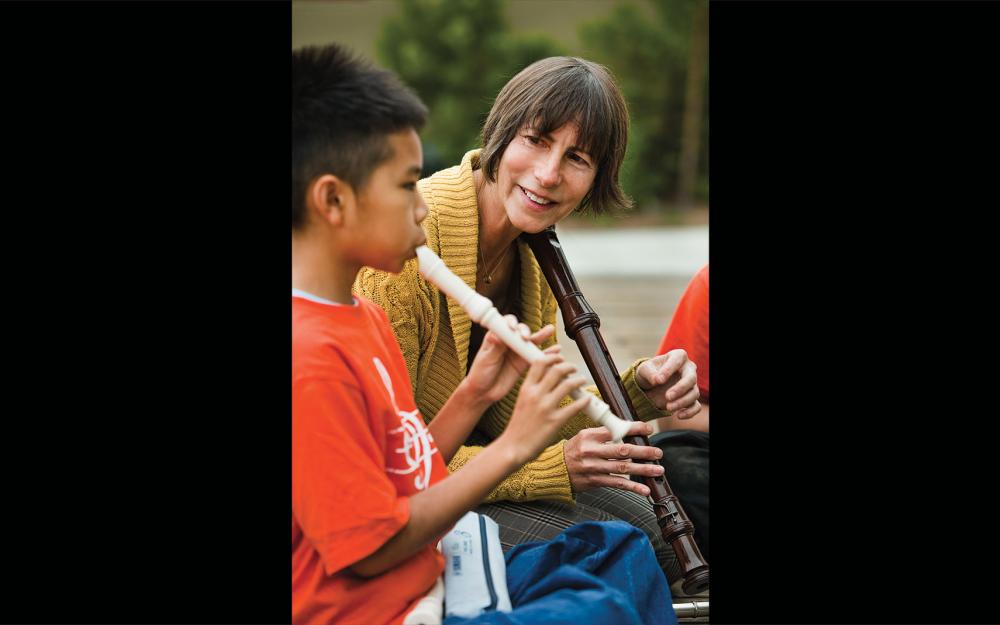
292,375,410,577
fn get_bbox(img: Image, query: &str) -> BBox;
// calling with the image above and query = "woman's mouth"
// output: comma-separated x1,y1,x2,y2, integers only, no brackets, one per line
518,185,555,211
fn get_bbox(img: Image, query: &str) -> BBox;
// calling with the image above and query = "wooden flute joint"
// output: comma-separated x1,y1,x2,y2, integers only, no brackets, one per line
652,499,694,540
564,310,601,337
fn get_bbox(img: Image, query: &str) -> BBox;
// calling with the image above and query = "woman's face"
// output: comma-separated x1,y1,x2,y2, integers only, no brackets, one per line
494,122,597,233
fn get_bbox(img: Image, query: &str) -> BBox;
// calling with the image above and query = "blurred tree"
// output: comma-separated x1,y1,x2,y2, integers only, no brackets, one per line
677,0,707,208
378,0,565,173
581,0,708,211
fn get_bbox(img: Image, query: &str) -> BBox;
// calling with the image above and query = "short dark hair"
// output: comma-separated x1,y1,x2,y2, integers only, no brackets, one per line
479,57,632,214
292,44,428,230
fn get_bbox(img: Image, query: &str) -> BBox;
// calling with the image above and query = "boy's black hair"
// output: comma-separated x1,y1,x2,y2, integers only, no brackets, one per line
292,44,428,230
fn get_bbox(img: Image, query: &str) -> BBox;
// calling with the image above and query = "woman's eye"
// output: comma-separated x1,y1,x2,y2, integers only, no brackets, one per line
524,135,542,145
402,182,417,190
568,153,590,167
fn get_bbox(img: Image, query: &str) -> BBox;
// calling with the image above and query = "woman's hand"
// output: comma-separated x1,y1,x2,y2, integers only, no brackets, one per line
634,348,702,419
465,317,557,404
499,353,590,466
563,421,666,496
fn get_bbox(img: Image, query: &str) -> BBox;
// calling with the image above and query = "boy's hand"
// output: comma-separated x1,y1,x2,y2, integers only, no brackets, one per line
500,353,590,466
465,317,557,404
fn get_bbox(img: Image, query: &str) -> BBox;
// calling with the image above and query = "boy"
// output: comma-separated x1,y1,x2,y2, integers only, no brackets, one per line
292,44,674,625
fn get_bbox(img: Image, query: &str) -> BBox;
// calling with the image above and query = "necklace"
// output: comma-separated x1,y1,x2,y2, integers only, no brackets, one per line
479,242,512,284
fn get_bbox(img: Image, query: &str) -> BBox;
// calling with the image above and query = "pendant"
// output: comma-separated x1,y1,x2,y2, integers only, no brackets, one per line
485,275,492,284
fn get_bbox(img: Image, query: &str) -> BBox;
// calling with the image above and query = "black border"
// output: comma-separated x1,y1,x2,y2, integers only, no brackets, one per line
6,0,1000,623
711,2,999,623
5,2,290,623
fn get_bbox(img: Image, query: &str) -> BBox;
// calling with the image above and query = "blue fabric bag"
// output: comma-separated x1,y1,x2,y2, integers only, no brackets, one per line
444,520,676,625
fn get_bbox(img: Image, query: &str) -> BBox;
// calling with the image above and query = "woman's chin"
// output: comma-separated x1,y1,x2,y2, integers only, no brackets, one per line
505,204,558,234
520,223,553,235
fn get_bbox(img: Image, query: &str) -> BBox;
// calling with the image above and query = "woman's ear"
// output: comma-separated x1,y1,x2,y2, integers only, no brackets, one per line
306,174,355,227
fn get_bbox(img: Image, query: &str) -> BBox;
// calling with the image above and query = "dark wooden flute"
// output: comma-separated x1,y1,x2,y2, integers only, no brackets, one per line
522,226,710,595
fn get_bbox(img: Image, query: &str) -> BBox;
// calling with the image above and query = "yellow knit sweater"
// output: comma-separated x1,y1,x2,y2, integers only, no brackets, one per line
355,150,668,504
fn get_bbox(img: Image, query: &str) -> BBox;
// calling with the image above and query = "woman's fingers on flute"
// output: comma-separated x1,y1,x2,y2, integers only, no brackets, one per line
596,458,665,481
602,443,663,464
620,420,655,439
584,473,653,497
601,431,663,463
564,424,670,495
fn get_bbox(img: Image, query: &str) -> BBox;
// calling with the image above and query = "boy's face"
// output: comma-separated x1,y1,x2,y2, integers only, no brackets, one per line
349,129,427,273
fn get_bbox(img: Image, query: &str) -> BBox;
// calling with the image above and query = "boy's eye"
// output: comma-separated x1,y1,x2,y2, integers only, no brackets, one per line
402,182,417,190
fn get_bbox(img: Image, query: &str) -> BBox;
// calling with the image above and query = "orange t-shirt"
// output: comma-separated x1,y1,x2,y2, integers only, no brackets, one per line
658,264,709,402
292,294,448,625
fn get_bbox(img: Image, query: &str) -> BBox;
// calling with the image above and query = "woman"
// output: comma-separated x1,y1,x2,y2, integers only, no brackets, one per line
356,56,701,583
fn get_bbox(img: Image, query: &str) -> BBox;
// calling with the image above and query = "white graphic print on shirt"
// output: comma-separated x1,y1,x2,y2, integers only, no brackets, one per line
375,357,439,491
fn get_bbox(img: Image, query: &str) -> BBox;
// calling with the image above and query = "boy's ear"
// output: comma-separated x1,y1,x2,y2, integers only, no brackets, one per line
306,174,355,227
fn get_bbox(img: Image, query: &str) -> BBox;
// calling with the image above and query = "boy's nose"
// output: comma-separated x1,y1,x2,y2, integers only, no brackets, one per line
415,194,429,224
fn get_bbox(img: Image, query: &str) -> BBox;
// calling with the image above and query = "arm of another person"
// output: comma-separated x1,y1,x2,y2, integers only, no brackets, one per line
652,264,709,434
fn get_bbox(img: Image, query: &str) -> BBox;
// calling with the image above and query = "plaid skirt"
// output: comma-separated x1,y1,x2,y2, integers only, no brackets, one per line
475,486,679,583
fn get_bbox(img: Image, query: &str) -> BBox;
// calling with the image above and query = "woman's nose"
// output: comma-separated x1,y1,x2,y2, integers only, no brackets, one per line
534,154,561,188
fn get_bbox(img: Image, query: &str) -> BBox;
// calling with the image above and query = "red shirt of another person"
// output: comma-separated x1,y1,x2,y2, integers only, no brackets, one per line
658,264,709,402
292,294,448,625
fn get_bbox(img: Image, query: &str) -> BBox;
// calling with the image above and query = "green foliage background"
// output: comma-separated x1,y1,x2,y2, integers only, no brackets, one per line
377,0,708,211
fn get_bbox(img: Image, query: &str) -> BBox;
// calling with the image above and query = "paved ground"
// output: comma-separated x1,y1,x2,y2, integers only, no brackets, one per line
548,226,707,381
552,226,708,278
548,226,707,433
